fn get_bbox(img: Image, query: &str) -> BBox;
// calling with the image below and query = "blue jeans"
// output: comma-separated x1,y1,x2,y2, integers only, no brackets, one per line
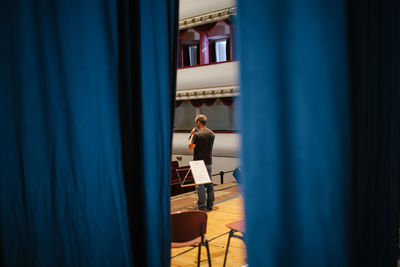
196,164,214,210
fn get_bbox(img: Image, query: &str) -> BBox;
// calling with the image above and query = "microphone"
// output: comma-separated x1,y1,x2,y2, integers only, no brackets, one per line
188,127,199,140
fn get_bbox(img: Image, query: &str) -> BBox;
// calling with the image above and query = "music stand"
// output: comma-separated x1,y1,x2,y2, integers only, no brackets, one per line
176,167,194,187
176,160,212,187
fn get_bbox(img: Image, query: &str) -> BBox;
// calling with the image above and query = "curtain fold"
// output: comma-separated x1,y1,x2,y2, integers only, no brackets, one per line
347,0,400,265
238,0,349,265
118,0,178,266
0,0,178,266
0,1,132,266
239,0,400,265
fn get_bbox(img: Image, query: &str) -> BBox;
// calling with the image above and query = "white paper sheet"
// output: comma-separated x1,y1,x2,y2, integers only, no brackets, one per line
189,160,212,185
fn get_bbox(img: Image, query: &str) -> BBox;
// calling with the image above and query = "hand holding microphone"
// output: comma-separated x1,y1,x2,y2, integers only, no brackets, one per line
188,127,198,140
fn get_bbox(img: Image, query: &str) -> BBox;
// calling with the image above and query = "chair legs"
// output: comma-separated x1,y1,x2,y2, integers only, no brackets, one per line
223,230,233,267
197,243,201,267
197,238,212,267
204,239,212,267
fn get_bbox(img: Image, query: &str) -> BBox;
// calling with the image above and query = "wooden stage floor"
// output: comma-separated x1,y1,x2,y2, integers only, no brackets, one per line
171,182,247,266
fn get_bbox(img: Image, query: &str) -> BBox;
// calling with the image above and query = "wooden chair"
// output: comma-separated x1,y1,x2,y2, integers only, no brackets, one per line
171,160,179,168
171,210,212,266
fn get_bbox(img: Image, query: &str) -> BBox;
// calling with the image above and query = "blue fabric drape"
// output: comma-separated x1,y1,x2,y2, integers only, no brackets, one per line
117,0,178,266
347,0,400,265
137,0,177,265
0,1,132,265
0,0,178,265
1,0,149,265
238,1,349,265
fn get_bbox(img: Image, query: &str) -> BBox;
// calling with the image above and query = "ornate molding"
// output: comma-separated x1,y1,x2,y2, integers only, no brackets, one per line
179,7,236,30
176,85,239,100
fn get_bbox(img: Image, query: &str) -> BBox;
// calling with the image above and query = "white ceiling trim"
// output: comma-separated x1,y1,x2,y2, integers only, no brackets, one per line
179,0,236,19
179,7,236,30
176,85,239,100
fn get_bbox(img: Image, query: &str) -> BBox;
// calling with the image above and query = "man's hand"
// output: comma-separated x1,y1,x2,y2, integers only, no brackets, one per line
188,128,197,150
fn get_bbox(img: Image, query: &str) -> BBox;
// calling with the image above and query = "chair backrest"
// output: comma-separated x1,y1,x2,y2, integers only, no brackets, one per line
171,161,179,168
170,166,179,183
171,210,208,243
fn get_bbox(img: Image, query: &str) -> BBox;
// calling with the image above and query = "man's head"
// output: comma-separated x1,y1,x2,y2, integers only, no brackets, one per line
195,114,207,127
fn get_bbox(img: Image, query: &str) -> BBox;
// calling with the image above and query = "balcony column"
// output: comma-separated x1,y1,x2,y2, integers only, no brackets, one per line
178,40,184,67
200,33,209,65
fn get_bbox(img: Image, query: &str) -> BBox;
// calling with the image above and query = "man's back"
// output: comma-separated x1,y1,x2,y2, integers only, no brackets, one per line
192,128,215,165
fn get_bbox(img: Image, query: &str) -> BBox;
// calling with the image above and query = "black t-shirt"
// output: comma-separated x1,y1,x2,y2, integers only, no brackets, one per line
192,128,215,165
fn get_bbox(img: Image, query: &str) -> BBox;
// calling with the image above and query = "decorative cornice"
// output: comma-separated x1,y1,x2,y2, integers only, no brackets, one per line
179,7,236,30
176,85,239,100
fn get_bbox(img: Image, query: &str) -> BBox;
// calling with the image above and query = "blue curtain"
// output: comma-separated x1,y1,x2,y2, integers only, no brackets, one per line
347,0,400,265
238,0,400,266
238,1,349,266
118,0,178,266
0,1,132,265
0,0,177,266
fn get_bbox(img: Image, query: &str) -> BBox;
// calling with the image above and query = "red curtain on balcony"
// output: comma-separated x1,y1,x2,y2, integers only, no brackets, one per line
175,100,183,108
189,99,204,108
204,98,217,106
220,97,235,106
188,97,234,107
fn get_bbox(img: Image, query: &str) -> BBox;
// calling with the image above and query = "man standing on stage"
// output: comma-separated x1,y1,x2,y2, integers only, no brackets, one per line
188,114,215,211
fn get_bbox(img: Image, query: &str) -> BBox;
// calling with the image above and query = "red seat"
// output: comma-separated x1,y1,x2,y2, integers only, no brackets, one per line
171,160,179,168
223,219,246,267
171,210,212,266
